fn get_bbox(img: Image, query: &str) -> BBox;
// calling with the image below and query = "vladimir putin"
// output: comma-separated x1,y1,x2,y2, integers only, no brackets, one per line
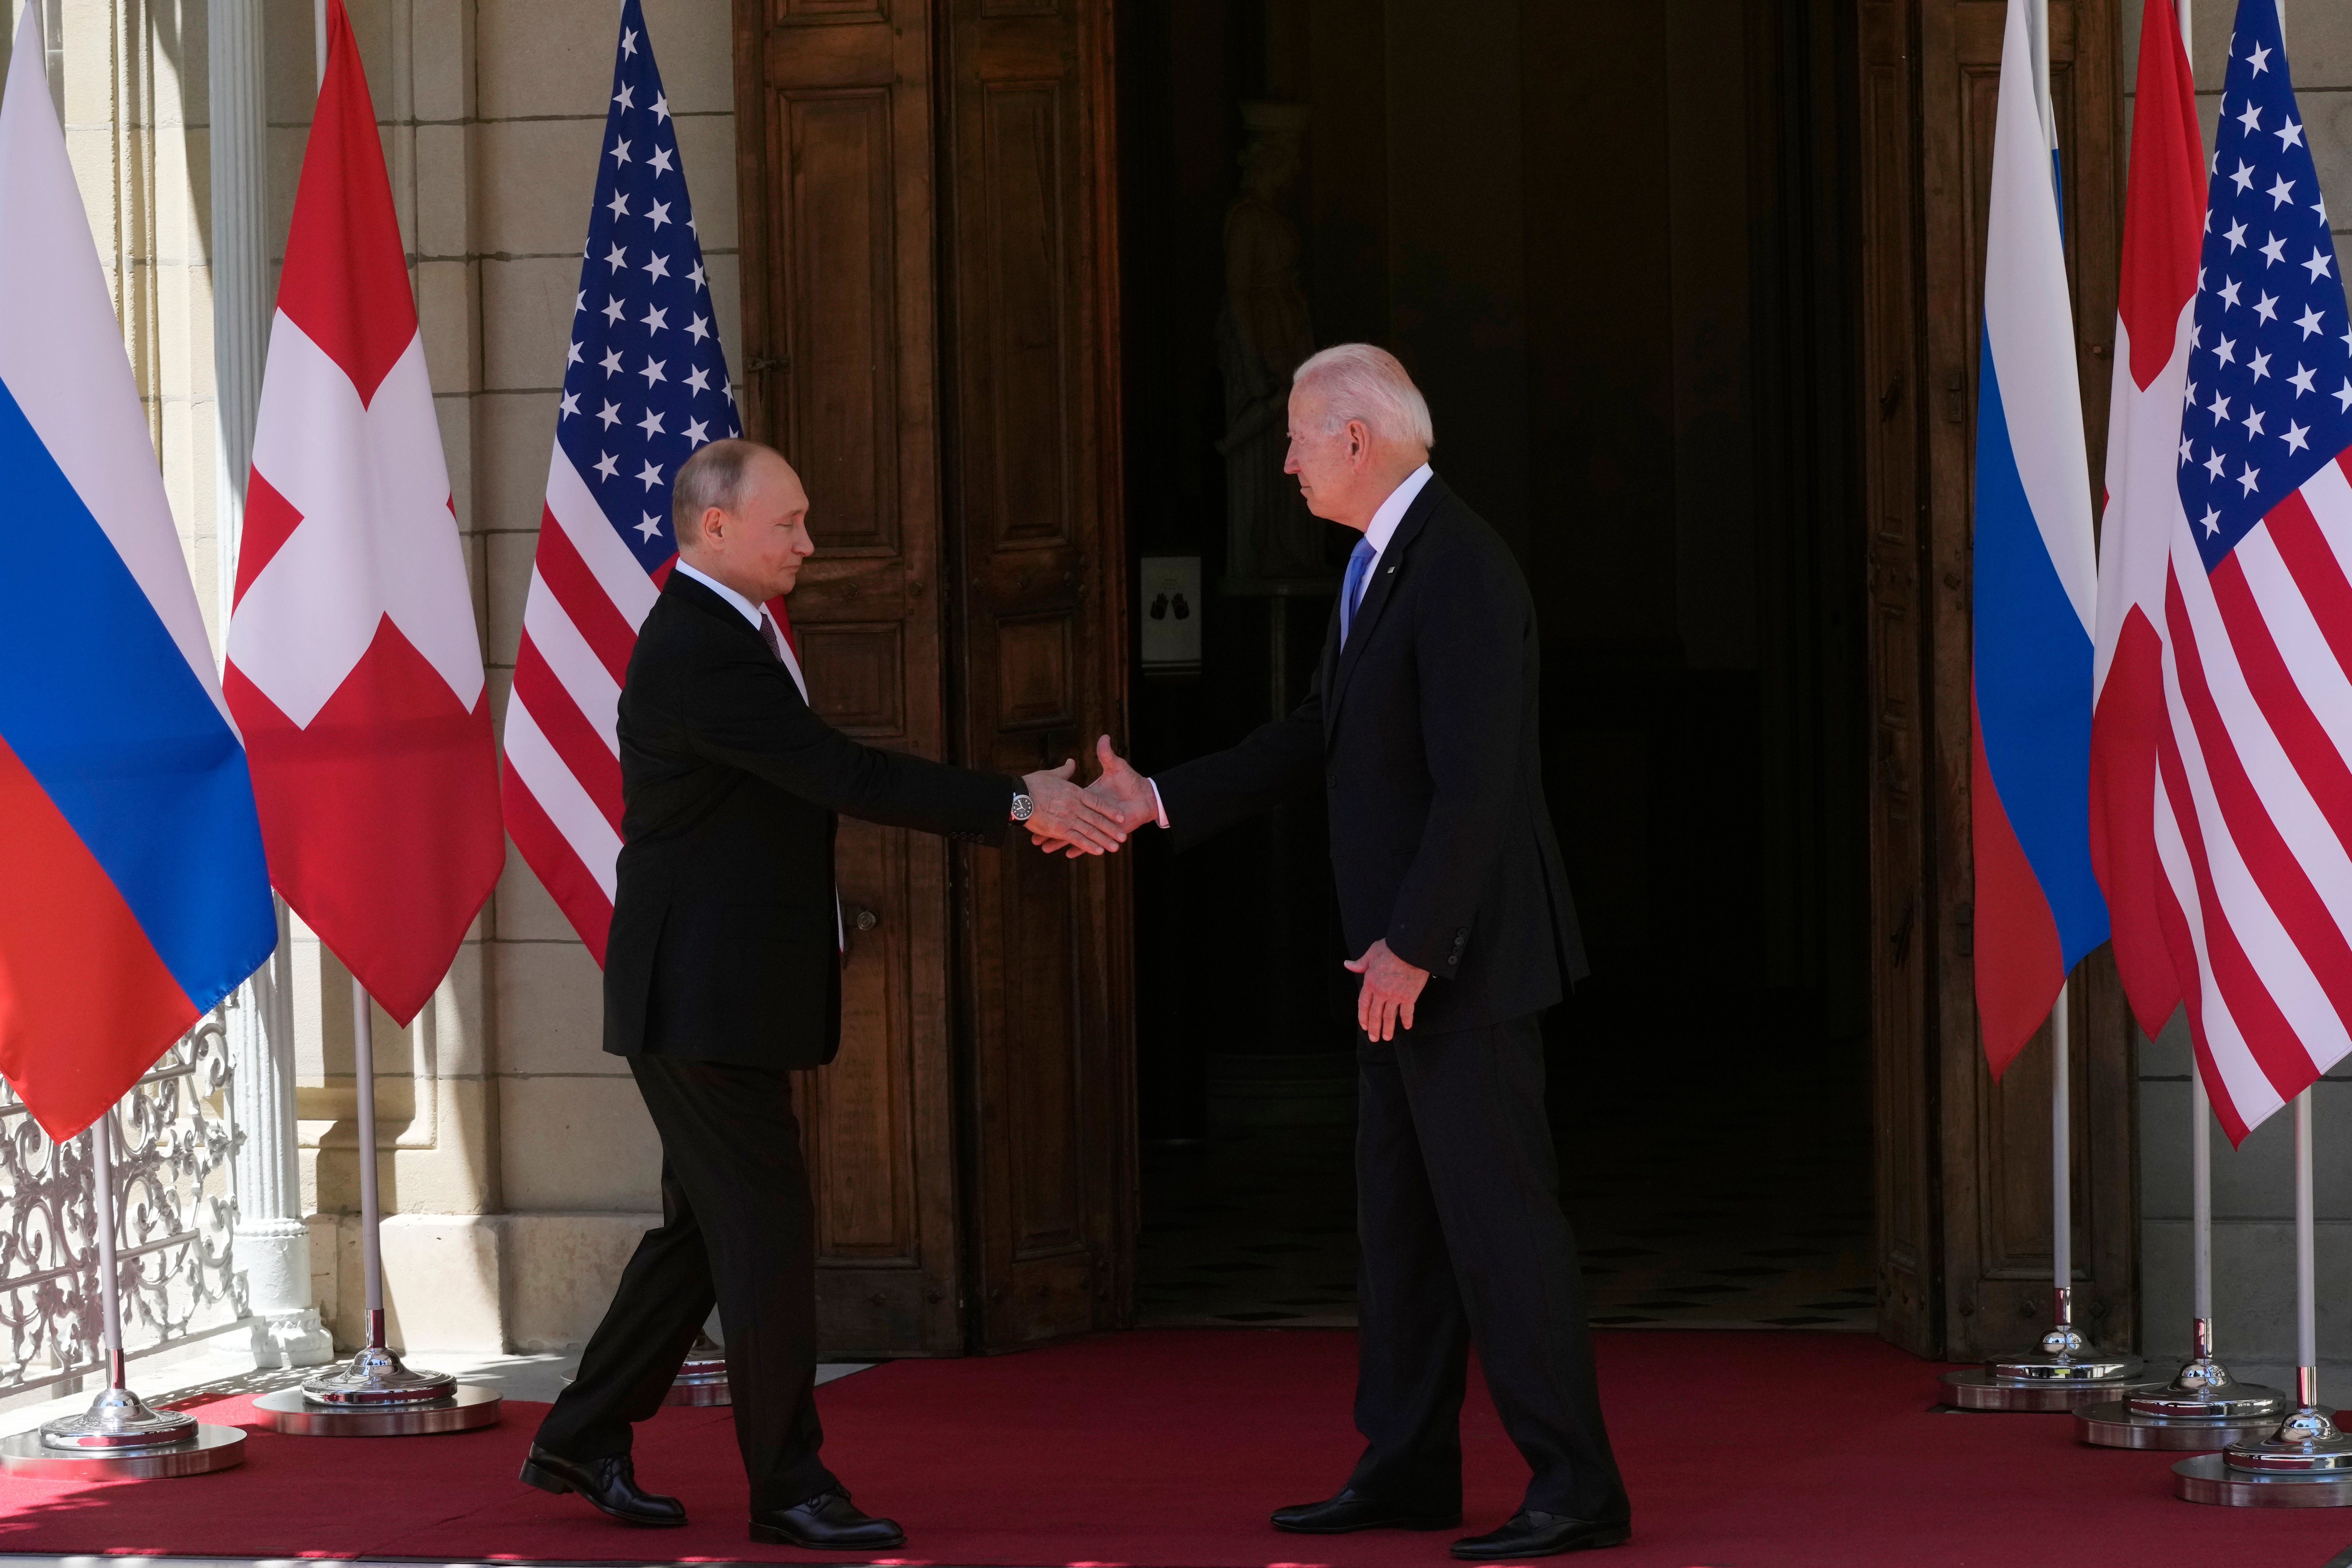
521,439,1125,1549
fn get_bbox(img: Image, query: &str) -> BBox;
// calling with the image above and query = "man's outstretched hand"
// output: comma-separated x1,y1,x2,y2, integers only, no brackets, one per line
1345,939,1429,1041
1021,758,1128,856
1033,736,1158,857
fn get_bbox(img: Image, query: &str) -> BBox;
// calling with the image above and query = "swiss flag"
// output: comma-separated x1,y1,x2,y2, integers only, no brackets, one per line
2088,0,2202,1043
224,0,502,1024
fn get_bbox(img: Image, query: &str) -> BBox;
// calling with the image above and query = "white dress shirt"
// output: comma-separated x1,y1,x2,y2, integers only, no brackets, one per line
1354,461,1434,597
675,558,809,702
1147,464,1436,829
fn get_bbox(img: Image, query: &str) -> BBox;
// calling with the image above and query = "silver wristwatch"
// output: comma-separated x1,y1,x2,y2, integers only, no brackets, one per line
1010,791,1036,822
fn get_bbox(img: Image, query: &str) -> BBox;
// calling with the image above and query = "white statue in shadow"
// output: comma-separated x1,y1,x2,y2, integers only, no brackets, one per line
1216,102,1329,586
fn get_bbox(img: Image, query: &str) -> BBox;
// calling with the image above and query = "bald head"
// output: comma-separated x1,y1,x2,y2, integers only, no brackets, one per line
674,439,814,602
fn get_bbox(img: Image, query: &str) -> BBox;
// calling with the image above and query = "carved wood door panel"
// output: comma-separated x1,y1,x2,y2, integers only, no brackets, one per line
1927,0,2133,1359
937,0,1135,1353
1857,0,2135,1360
1857,0,1939,1359
732,0,963,1357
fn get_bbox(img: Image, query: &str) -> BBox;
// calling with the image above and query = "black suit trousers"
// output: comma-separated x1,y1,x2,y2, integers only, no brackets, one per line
534,1055,835,1512
1348,1013,1628,1522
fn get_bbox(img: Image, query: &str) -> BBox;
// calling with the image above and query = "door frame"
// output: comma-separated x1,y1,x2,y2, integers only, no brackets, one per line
729,0,1137,1357
1852,0,2137,1360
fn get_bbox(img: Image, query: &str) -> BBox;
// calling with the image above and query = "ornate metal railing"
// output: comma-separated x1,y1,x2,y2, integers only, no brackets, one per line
0,1008,245,1396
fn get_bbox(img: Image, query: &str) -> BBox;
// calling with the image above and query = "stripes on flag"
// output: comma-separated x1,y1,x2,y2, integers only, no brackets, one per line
2145,451,2352,1139
500,0,740,964
2094,0,2352,1144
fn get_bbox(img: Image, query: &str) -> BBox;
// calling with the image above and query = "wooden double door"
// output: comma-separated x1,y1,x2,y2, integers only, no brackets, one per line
728,0,1132,1356
1855,0,2138,1359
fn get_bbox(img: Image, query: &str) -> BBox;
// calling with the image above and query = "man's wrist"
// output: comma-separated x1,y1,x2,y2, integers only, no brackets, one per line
1010,788,1036,823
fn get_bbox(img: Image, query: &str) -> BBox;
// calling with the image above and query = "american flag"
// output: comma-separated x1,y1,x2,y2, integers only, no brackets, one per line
2096,0,2352,1142
500,0,740,963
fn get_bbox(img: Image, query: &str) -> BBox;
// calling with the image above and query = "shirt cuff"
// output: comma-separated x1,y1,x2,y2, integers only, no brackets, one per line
1147,779,1170,831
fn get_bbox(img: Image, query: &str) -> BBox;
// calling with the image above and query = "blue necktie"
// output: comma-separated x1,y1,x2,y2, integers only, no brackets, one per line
1340,537,1376,645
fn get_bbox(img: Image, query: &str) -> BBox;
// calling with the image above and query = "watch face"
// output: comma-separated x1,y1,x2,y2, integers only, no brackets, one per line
1012,793,1035,821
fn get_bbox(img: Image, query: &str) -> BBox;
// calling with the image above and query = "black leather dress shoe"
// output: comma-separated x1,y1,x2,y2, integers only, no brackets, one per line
1271,1487,1462,1534
1451,1510,1631,1559
749,1490,907,1550
517,1445,686,1527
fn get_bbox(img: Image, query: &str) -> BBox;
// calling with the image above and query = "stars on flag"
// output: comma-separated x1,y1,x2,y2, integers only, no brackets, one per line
552,24,738,569
2179,22,2352,571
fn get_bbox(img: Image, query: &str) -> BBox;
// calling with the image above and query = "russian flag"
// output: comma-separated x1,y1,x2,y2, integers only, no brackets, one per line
0,5,275,1140
1969,0,2111,1078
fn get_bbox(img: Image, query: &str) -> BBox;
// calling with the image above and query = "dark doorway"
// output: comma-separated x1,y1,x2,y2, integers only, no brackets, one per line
1113,0,1874,1334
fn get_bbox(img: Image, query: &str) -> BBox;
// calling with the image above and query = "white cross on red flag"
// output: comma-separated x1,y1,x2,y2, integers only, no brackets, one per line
224,0,502,1024
2093,0,2352,1142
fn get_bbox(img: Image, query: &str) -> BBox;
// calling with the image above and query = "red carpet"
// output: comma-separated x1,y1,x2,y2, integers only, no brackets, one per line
0,1329,2348,1566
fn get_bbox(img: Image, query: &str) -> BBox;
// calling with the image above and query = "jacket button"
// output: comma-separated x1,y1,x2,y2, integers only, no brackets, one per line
1327,770,1338,789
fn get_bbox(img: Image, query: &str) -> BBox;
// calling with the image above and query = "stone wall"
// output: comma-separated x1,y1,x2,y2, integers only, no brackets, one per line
49,0,2352,1363
2127,0,2352,1387
1,0,736,1351
274,0,740,1349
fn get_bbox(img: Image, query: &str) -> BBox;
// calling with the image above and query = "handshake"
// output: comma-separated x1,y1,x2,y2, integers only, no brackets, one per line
1017,736,1156,857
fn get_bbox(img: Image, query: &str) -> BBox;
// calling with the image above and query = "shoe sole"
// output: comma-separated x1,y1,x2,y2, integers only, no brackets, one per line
748,1522,908,1550
517,1460,688,1528
1450,1525,1631,1559
1273,1516,1463,1534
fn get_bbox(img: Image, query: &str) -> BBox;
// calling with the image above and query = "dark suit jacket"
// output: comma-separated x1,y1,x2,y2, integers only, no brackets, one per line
604,571,1016,1068
1154,474,1585,1034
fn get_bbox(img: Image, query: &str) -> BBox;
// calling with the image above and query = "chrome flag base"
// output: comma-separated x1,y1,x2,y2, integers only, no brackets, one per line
0,1376,243,1479
2176,1396,2352,1506
257,1312,500,1436
2079,1339,2290,1449
297,1340,459,1406
0,1421,243,1480
254,1380,501,1436
1940,1316,2150,1411
2176,1405,2352,1505
665,1333,731,1406
561,1331,732,1407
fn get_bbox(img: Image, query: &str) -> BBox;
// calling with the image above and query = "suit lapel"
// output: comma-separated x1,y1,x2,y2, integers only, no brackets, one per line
667,569,761,640
1327,476,1444,727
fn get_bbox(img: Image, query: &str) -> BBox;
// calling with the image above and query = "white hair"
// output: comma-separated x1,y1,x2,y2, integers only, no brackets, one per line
1291,343,1435,450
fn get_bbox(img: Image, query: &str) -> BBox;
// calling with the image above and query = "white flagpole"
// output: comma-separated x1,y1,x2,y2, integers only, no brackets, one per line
2297,1089,2318,1407
2178,1090,2352,1495
314,0,327,86
2028,0,2057,153
90,1114,127,1393
2027,0,2075,1343
263,972,497,1431
2053,980,2073,1328
2193,1070,2214,1349
0,1102,248,1476
352,986,386,1347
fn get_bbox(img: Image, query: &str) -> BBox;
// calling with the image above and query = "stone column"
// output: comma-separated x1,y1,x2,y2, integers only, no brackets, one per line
228,908,332,1365
213,0,332,1369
